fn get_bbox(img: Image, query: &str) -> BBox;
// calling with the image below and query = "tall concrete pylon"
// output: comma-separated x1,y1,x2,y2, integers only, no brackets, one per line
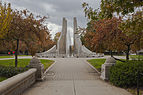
73,17,97,57
73,17,82,55
66,30,71,57
57,17,67,55
73,17,78,54
36,17,68,57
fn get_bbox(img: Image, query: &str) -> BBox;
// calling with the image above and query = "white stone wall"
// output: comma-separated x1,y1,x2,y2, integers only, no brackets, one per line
0,69,37,95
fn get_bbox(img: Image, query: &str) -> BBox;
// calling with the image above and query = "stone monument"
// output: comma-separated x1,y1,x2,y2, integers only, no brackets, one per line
57,18,67,55
73,17,97,57
36,17,98,58
36,18,69,58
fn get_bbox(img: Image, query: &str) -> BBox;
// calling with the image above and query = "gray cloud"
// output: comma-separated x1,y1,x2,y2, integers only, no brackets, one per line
4,0,101,37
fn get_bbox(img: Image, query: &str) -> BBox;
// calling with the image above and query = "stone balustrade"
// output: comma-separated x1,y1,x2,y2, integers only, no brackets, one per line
36,53,101,58
0,68,37,95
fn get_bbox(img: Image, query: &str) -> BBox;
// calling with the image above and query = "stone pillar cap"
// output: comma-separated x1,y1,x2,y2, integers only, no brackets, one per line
30,57,41,64
105,57,116,64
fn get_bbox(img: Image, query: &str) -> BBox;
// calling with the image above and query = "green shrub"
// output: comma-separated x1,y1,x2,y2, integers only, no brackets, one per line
0,66,29,78
110,61,143,88
0,76,7,82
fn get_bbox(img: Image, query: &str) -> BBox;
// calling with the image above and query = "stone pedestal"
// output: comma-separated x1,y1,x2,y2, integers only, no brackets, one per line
29,57,45,81
100,57,116,81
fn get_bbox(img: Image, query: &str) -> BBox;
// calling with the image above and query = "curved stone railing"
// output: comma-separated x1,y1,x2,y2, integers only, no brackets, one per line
36,53,68,58
0,68,37,95
36,53,104,58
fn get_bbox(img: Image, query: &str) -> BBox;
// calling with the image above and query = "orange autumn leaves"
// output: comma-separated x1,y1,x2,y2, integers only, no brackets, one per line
83,17,143,54
84,18,122,53
0,3,54,56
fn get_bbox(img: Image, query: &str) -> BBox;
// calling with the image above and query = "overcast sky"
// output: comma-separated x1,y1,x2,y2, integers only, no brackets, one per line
4,0,101,38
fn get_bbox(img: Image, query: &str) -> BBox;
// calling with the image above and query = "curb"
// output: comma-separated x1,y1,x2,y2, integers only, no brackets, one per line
86,60,101,75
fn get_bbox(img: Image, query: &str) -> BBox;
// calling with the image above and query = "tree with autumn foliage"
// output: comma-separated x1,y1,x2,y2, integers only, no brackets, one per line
9,10,53,67
119,11,143,60
100,0,143,60
0,3,54,67
0,2,13,39
82,18,123,55
82,1,143,60
94,18,123,55
54,32,61,44
82,15,142,60
80,20,96,51
100,0,143,18
81,30,96,51
5,9,45,67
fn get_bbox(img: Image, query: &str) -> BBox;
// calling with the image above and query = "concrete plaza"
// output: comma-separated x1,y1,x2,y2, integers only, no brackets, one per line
22,58,131,95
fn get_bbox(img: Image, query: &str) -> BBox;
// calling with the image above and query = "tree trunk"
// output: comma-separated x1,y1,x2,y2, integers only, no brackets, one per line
126,44,130,61
110,50,113,57
113,56,126,62
27,50,29,55
15,39,19,67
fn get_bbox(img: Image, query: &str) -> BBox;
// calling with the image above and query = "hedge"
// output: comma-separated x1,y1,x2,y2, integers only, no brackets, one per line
109,61,143,88
0,66,29,78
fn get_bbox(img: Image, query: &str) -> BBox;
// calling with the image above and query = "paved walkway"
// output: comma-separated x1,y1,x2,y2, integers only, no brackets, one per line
0,56,32,60
22,58,131,95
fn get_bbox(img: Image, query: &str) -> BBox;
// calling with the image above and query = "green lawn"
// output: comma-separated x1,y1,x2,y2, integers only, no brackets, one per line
0,55,31,58
0,59,54,82
87,58,124,72
87,59,106,72
0,59,54,70
0,56,14,58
